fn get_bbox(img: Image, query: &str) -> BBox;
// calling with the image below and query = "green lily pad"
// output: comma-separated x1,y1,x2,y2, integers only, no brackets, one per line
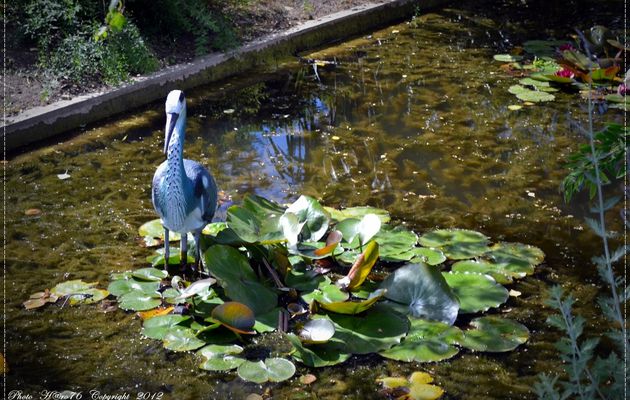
523,40,568,57
118,291,162,311
286,195,331,242
375,225,418,262
539,73,574,84
147,247,195,267
51,280,98,296
132,268,168,282
299,319,336,343
460,316,529,352
254,308,281,333
381,263,459,325
450,260,514,284
380,319,463,363
139,219,181,246
302,279,349,305
325,206,391,224
442,272,509,313
336,214,381,247
198,344,246,371
163,326,207,352
202,222,228,236
482,242,544,276
68,289,109,305
226,205,284,244
518,78,559,92
318,304,409,354
243,194,286,218
141,314,191,339
287,333,351,368
418,229,489,260
336,218,361,247
315,289,386,315
107,279,159,297
606,94,626,103
237,358,296,383
410,247,447,266
285,266,327,291
508,85,556,103
204,245,278,315
493,54,523,62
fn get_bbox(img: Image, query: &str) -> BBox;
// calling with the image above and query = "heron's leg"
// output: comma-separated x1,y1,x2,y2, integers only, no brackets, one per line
180,234,188,268
193,230,203,274
164,228,170,270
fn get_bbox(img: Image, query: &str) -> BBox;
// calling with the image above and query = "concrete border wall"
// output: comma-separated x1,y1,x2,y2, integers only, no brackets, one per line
3,0,448,152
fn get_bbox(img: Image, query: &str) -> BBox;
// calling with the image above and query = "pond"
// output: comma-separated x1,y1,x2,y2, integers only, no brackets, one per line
5,0,625,398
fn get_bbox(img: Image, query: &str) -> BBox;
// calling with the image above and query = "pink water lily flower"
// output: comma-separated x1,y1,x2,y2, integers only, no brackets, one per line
618,83,628,96
555,68,575,79
559,43,576,52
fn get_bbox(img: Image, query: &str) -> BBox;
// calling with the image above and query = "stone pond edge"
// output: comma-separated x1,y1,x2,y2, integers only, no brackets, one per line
3,0,449,152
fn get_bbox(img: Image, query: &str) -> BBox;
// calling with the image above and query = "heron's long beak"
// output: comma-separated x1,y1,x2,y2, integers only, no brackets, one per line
164,112,179,154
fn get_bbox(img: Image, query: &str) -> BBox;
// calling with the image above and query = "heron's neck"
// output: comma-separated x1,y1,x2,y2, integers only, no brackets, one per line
166,110,187,174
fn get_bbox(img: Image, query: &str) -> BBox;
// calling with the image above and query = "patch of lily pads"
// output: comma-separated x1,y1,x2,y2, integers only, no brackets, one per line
25,194,545,388
494,26,627,108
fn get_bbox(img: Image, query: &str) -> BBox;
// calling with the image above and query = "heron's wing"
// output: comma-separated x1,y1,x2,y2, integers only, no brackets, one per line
151,161,168,217
184,160,218,222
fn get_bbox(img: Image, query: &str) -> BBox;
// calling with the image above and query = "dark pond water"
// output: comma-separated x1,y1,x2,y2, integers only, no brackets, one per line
5,0,625,398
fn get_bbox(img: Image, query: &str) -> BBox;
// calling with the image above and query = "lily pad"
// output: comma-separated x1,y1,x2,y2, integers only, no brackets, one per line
442,272,509,313
139,219,181,246
523,40,568,57
132,268,168,282
460,316,529,352
198,344,246,371
301,279,349,305
450,260,514,284
410,248,447,266
315,289,386,315
163,326,207,352
202,222,228,236
243,194,286,218
51,280,99,296
287,333,351,367
285,267,327,292
68,289,109,305
508,85,556,103
375,225,419,262
175,278,217,300
204,245,278,315
380,263,459,325
518,78,559,92
23,290,59,309
378,371,444,400
107,279,159,297
318,304,409,354
418,229,489,260
380,319,463,363
237,358,296,383
286,195,331,242
482,242,544,276
226,205,284,244
325,206,391,224
118,291,162,311
141,314,191,339
493,54,523,62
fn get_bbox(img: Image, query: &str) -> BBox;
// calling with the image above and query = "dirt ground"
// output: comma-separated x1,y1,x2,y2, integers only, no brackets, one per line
3,0,372,120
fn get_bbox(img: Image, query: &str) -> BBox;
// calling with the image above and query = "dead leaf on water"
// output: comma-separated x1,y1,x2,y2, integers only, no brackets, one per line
300,374,317,384
25,208,42,216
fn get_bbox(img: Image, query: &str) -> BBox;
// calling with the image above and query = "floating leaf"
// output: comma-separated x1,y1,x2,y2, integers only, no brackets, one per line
68,288,109,305
137,306,174,320
508,85,556,103
381,264,459,325
198,344,246,371
243,194,286,218
23,290,59,309
358,214,382,246
410,248,446,266
315,289,386,315
237,358,296,383
523,40,568,57
132,268,168,282
450,260,515,284
336,218,361,246
302,279,349,305
141,314,190,339
482,242,544,276
442,272,509,313
299,319,335,343
318,304,409,354
139,219,181,246
380,319,463,363
254,308,281,333
493,54,523,62
508,105,523,111
325,206,390,224
281,212,304,247
211,302,256,335
51,280,99,296
163,326,207,352
287,333,351,367
300,374,317,384
418,229,489,260
460,316,529,352
285,267,327,291
202,222,228,236
107,279,159,297
118,291,162,311
286,195,331,242
314,230,343,256
226,205,284,244
375,225,418,262
518,78,559,92
204,245,277,315
378,371,444,400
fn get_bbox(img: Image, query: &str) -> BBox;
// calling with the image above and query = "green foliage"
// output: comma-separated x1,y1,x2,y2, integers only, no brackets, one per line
561,123,628,202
